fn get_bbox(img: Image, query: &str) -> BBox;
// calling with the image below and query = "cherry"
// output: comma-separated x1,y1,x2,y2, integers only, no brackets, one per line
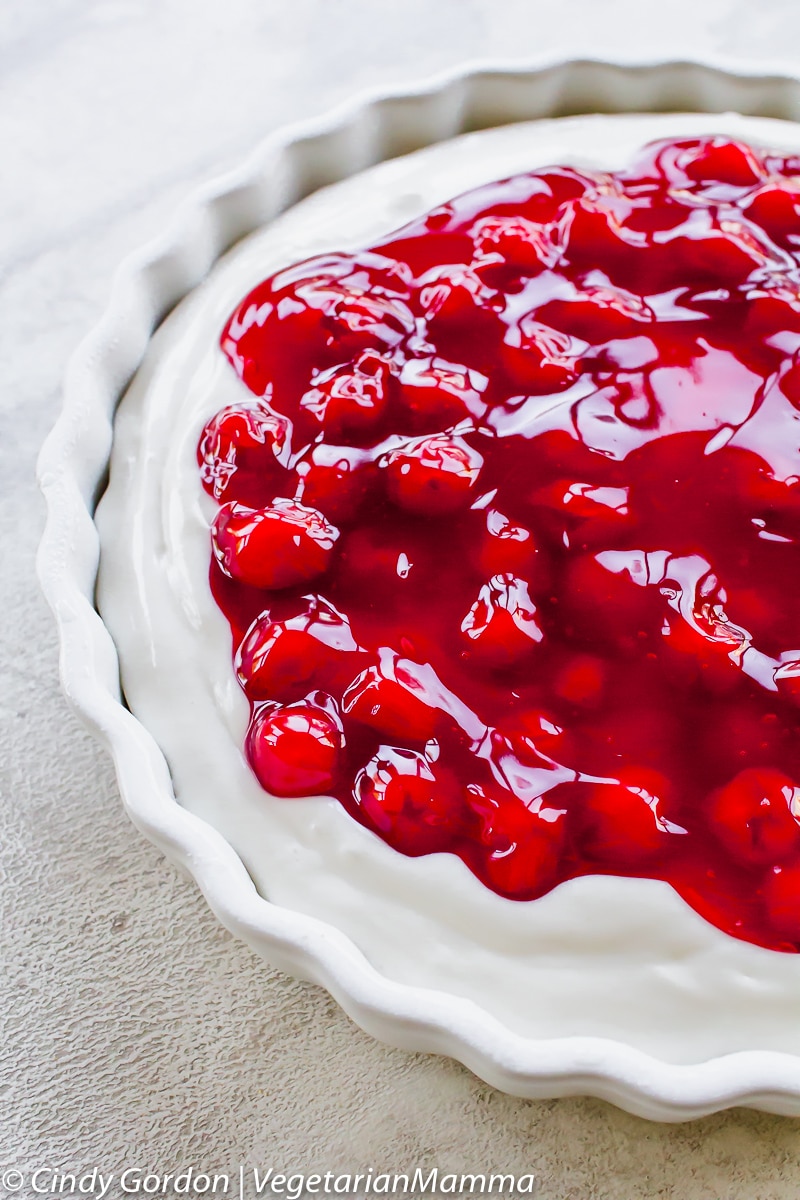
211,498,338,589
470,214,559,273
398,356,488,431
461,574,543,667
501,710,580,769
676,137,764,188
475,509,544,581
706,768,800,866
530,478,631,552
774,657,800,707
342,654,444,742
744,182,800,242
553,654,607,707
659,617,743,697
762,864,800,942
414,263,507,371
564,189,772,292
778,353,800,410
381,433,483,514
300,350,394,439
376,229,474,277
277,252,414,344
197,404,289,502
467,787,565,898
247,698,342,797
221,252,413,398
629,137,764,192
294,444,374,524
561,190,645,271
559,552,661,652
354,748,471,854
573,780,676,868
666,212,778,286
536,283,653,343
235,596,364,701
500,317,579,393
521,166,598,217
415,263,501,326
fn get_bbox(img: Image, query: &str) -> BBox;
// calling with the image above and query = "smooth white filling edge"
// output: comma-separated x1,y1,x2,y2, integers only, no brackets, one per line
97,112,800,1063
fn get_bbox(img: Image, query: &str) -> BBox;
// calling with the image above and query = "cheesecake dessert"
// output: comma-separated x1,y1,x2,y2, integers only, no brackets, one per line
97,112,800,1063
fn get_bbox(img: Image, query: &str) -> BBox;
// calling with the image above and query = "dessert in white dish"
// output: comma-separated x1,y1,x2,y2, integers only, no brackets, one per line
97,111,800,1064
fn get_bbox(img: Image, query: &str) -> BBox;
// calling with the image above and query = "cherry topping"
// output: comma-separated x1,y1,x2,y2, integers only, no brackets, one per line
205,134,800,953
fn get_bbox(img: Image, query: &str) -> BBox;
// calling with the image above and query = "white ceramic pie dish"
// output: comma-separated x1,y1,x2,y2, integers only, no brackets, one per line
37,57,800,1120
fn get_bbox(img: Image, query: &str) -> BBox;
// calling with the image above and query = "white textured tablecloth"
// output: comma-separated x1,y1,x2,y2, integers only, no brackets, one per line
6,1,800,1195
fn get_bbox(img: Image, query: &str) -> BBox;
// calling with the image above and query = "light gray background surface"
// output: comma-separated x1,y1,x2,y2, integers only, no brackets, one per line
6,2,800,1196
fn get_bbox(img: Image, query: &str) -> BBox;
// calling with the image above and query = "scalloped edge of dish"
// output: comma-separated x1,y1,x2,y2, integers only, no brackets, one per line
37,55,800,1120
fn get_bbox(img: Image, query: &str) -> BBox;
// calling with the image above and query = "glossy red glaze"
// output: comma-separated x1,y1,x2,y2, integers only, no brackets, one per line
199,136,800,950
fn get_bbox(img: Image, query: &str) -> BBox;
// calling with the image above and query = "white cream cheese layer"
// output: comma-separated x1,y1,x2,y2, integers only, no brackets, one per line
97,113,800,1063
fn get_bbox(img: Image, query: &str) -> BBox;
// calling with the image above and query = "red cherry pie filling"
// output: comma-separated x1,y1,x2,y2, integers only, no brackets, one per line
199,135,800,953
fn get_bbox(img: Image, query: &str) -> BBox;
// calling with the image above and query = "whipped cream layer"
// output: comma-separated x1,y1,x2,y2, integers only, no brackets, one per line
97,113,800,1063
